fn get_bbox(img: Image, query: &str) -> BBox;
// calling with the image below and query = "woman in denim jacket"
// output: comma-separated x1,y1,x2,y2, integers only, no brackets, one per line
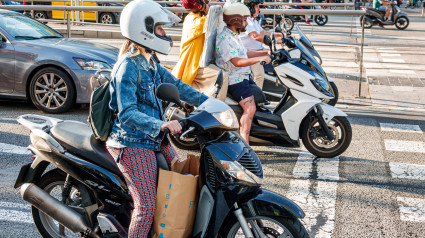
106,1,208,237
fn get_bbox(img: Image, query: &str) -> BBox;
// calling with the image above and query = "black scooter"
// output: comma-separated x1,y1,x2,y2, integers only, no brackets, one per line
360,0,409,30
14,79,308,237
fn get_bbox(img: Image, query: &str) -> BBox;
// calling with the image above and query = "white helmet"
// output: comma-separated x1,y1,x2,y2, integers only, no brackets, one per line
223,3,250,31
120,0,181,55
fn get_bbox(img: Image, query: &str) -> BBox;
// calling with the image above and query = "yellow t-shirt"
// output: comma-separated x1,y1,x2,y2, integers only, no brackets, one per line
172,12,207,85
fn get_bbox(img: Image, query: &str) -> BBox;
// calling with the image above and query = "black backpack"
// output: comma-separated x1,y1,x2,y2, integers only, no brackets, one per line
88,57,140,141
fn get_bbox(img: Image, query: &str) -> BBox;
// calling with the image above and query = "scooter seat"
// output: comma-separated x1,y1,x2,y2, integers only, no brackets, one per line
50,121,122,176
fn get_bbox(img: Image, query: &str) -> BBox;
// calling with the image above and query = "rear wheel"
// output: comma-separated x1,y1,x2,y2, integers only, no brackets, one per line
282,15,295,31
99,12,116,24
395,16,409,30
314,15,328,26
34,11,48,20
360,16,373,29
302,116,352,158
31,170,94,238
219,215,309,238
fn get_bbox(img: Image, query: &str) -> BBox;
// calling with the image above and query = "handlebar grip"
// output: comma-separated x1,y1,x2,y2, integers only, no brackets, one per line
164,128,170,135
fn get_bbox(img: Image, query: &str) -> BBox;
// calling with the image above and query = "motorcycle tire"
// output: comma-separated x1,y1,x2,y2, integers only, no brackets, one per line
302,116,352,158
282,15,295,31
164,103,200,150
395,16,409,30
360,16,373,29
219,215,309,238
31,170,94,238
327,82,339,106
314,15,328,26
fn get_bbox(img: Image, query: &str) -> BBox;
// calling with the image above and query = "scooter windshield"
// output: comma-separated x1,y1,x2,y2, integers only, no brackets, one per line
295,24,323,65
294,25,327,79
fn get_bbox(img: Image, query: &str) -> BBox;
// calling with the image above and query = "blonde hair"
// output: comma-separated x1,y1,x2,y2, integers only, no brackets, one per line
118,39,145,58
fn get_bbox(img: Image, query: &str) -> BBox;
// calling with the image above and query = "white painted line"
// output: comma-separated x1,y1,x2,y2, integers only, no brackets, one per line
389,69,417,75
391,86,415,92
384,140,425,153
381,53,401,57
380,123,422,133
0,201,32,224
382,58,405,63
286,151,339,237
397,197,425,222
390,162,425,180
0,117,17,121
0,142,31,155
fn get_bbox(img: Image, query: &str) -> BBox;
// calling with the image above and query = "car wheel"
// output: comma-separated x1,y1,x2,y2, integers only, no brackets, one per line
29,67,75,114
34,11,48,20
99,12,116,24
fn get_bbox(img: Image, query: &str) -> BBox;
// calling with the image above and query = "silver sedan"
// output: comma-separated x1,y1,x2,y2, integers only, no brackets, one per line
0,9,118,113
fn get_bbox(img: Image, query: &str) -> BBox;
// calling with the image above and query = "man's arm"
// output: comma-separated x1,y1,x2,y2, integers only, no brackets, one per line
247,50,269,58
230,56,271,67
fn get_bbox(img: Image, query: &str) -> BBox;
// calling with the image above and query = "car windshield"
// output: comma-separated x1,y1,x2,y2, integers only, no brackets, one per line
0,12,63,40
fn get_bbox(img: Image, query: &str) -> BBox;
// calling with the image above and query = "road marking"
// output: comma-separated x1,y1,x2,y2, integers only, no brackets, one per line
0,201,32,224
389,162,425,180
0,142,30,155
384,140,425,153
0,117,16,121
286,151,339,237
389,69,417,74
381,53,401,57
380,123,422,133
382,58,405,63
397,197,425,222
391,86,415,92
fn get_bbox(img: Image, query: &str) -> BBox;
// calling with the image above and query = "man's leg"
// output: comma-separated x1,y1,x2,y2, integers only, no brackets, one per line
386,7,391,20
238,96,256,144
250,61,265,89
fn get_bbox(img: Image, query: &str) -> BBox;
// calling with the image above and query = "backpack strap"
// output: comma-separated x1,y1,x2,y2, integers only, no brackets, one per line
129,56,141,87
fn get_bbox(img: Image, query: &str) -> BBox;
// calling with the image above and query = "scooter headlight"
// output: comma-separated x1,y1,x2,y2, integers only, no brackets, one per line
309,72,334,98
212,108,239,130
220,160,263,185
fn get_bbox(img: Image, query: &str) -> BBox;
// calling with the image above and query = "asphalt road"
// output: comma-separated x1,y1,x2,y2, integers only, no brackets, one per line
0,13,424,238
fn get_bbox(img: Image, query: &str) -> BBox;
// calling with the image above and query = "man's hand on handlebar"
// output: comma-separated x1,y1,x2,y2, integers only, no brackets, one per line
161,120,182,134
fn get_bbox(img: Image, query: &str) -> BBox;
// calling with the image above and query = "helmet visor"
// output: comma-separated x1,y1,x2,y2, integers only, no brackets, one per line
158,8,181,27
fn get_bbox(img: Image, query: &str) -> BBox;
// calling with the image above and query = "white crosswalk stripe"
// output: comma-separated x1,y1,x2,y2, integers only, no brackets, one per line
380,123,423,133
384,139,425,153
389,162,425,180
0,201,32,224
397,197,425,222
0,142,31,155
286,151,339,237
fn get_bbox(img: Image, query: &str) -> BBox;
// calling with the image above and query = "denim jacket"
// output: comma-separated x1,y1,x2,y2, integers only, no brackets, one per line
108,53,208,151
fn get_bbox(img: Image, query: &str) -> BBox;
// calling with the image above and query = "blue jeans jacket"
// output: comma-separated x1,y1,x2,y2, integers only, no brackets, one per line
109,53,208,151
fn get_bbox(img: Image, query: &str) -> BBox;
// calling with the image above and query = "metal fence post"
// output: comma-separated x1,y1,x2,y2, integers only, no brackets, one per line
358,15,365,98
67,10,71,38
31,1,34,18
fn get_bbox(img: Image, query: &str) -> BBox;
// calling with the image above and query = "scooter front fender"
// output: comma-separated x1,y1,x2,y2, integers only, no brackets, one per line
240,189,305,219
318,102,347,124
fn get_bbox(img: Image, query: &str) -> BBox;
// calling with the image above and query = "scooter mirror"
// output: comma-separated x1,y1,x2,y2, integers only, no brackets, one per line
263,35,272,50
275,26,282,33
214,70,223,98
156,83,185,110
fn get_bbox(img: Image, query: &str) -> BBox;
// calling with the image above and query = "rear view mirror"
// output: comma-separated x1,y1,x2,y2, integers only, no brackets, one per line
214,70,223,98
263,35,272,48
156,83,187,113
275,26,282,33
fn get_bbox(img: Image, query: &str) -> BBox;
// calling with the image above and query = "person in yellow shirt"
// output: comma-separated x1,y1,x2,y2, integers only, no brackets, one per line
172,0,228,101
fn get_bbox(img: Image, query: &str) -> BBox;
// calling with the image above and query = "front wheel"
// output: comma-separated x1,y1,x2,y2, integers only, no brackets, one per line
302,116,352,158
219,215,309,238
314,15,328,26
360,16,373,29
327,82,339,106
282,15,295,31
395,16,409,30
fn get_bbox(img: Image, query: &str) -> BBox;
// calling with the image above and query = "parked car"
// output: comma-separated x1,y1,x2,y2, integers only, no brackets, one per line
0,0,24,13
0,9,119,113
26,1,123,24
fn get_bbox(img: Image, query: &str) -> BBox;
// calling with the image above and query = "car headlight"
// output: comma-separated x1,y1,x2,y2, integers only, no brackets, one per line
220,160,263,185
73,58,111,70
212,108,239,130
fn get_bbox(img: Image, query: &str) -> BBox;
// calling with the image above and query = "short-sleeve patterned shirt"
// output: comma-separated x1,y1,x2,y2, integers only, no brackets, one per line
216,27,251,85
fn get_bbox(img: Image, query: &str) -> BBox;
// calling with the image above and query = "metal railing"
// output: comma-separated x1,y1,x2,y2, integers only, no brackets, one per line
0,4,367,97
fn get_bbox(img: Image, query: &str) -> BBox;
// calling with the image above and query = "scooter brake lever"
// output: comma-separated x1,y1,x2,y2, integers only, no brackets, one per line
180,127,196,140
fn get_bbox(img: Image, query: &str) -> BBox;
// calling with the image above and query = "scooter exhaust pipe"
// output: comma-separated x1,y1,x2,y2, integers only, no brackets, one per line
20,183,100,238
